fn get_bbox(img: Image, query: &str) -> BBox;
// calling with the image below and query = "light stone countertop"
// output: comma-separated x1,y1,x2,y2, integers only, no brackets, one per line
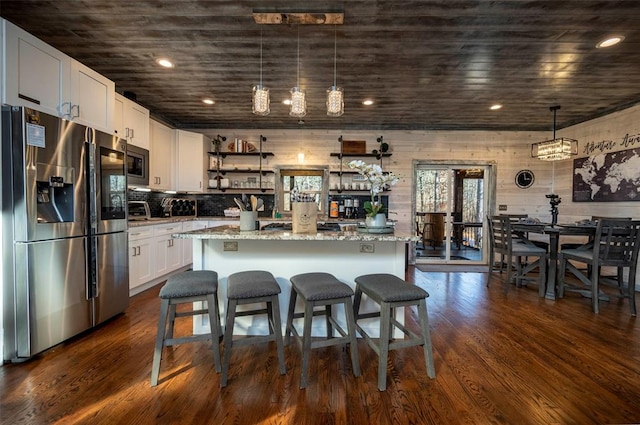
127,216,239,227
173,225,418,242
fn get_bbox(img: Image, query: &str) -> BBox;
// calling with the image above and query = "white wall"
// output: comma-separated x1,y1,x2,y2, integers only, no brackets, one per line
555,103,640,221
196,104,640,234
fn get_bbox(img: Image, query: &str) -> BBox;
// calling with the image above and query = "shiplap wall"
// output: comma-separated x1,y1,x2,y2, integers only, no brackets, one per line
196,104,640,235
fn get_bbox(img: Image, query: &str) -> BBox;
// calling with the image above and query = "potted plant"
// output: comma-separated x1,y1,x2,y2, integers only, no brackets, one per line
347,160,399,227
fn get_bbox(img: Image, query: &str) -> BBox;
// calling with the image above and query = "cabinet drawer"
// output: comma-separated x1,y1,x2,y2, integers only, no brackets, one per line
128,226,154,241
153,222,183,237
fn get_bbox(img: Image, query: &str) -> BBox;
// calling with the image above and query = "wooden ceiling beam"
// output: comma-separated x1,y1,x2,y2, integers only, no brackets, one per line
253,11,344,25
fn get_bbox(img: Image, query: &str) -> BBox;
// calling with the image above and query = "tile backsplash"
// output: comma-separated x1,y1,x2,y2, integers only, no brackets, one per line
127,191,275,218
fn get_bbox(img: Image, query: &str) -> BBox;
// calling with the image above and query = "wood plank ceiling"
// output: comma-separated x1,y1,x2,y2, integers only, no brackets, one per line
2,0,640,131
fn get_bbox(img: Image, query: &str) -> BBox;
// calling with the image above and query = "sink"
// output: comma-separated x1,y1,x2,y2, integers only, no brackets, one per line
261,222,341,232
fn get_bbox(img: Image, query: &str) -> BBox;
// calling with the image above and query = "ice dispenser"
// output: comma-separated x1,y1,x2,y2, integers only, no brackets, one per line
36,165,75,223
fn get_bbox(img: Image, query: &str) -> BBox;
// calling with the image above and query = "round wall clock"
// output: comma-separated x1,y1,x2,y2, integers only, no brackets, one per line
515,170,535,189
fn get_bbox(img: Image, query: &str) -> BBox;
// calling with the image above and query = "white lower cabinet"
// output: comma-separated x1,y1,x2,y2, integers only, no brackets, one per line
154,222,183,273
128,222,187,295
181,220,209,266
128,227,155,291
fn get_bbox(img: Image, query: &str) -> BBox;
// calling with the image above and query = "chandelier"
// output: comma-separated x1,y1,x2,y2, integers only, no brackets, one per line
290,25,307,118
326,25,344,116
531,105,578,161
252,29,270,116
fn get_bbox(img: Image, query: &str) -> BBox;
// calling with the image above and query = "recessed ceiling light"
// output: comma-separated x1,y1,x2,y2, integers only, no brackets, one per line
202,98,215,105
596,36,625,48
490,104,502,110
156,58,175,68
362,99,374,106
283,99,292,105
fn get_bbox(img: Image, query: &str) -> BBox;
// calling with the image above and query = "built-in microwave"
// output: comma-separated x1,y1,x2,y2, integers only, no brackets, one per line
126,144,149,186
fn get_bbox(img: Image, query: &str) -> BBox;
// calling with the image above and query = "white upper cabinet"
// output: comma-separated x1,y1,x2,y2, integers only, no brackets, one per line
149,119,175,190
3,19,69,118
114,93,150,149
69,60,114,132
2,19,114,133
176,130,205,192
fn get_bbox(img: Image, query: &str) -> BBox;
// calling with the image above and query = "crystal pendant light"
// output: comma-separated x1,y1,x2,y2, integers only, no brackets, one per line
327,25,344,116
290,25,307,118
531,105,578,161
252,29,270,116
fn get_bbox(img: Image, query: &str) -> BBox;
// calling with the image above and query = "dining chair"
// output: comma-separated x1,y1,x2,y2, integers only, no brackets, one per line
558,218,640,315
560,216,632,280
487,215,547,296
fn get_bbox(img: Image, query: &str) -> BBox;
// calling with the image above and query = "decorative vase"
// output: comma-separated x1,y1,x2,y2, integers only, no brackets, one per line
365,213,386,228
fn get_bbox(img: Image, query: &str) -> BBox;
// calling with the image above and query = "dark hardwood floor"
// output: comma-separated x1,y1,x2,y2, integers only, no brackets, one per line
1,268,638,425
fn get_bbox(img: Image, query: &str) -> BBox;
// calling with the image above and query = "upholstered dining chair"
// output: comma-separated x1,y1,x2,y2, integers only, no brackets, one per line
487,215,547,296
558,218,640,315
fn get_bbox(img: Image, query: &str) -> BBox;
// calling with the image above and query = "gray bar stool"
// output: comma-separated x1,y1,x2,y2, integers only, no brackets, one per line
221,270,286,387
354,273,436,391
285,272,361,389
151,270,222,386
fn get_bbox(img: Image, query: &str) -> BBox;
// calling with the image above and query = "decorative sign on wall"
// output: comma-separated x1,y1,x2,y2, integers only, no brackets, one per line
573,146,640,202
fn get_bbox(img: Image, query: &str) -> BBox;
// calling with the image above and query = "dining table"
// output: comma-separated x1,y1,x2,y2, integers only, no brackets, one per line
511,222,596,300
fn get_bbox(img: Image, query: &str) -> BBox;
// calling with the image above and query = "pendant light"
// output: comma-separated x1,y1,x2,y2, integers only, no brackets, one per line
531,105,578,161
326,25,344,117
252,29,270,116
290,25,307,118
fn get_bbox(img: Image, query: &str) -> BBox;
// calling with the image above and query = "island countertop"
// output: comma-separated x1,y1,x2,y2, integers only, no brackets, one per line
185,226,413,338
173,225,418,242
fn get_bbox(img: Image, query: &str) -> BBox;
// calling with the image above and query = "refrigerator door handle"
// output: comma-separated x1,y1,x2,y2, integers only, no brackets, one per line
90,236,99,298
86,138,98,233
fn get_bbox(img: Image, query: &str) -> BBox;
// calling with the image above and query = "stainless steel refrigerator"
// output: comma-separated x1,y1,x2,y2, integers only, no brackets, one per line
2,105,129,361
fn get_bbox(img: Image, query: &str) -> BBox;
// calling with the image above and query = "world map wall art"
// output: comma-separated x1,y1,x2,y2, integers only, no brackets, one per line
573,146,640,202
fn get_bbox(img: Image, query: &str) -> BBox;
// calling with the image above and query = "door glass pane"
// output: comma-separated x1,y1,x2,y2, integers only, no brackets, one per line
416,170,449,213
415,165,486,263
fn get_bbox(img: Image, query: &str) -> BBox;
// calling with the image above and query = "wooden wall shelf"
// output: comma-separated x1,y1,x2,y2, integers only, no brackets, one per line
330,153,392,159
209,151,274,159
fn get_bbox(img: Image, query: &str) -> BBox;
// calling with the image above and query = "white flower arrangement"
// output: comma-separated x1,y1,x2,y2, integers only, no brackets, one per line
347,160,399,217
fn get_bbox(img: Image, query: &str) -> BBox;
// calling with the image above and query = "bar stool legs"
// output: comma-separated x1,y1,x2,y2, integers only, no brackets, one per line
151,270,222,387
354,273,436,391
285,272,360,389
221,270,286,387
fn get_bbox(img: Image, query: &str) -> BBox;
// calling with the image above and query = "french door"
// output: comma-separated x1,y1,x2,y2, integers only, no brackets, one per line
414,161,494,266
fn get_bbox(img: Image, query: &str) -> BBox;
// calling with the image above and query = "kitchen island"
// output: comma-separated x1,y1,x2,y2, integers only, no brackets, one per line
173,225,418,337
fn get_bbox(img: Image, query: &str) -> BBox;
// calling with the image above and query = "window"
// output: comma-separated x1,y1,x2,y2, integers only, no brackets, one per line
275,167,329,215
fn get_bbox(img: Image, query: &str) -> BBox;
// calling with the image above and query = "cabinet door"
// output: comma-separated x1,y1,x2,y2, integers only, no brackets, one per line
113,93,125,138
128,237,154,290
70,59,115,133
153,236,169,278
114,93,150,148
149,120,175,190
176,130,205,192
182,221,208,265
3,20,70,118
166,238,182,271
126,101,150,149
153,222,183,274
